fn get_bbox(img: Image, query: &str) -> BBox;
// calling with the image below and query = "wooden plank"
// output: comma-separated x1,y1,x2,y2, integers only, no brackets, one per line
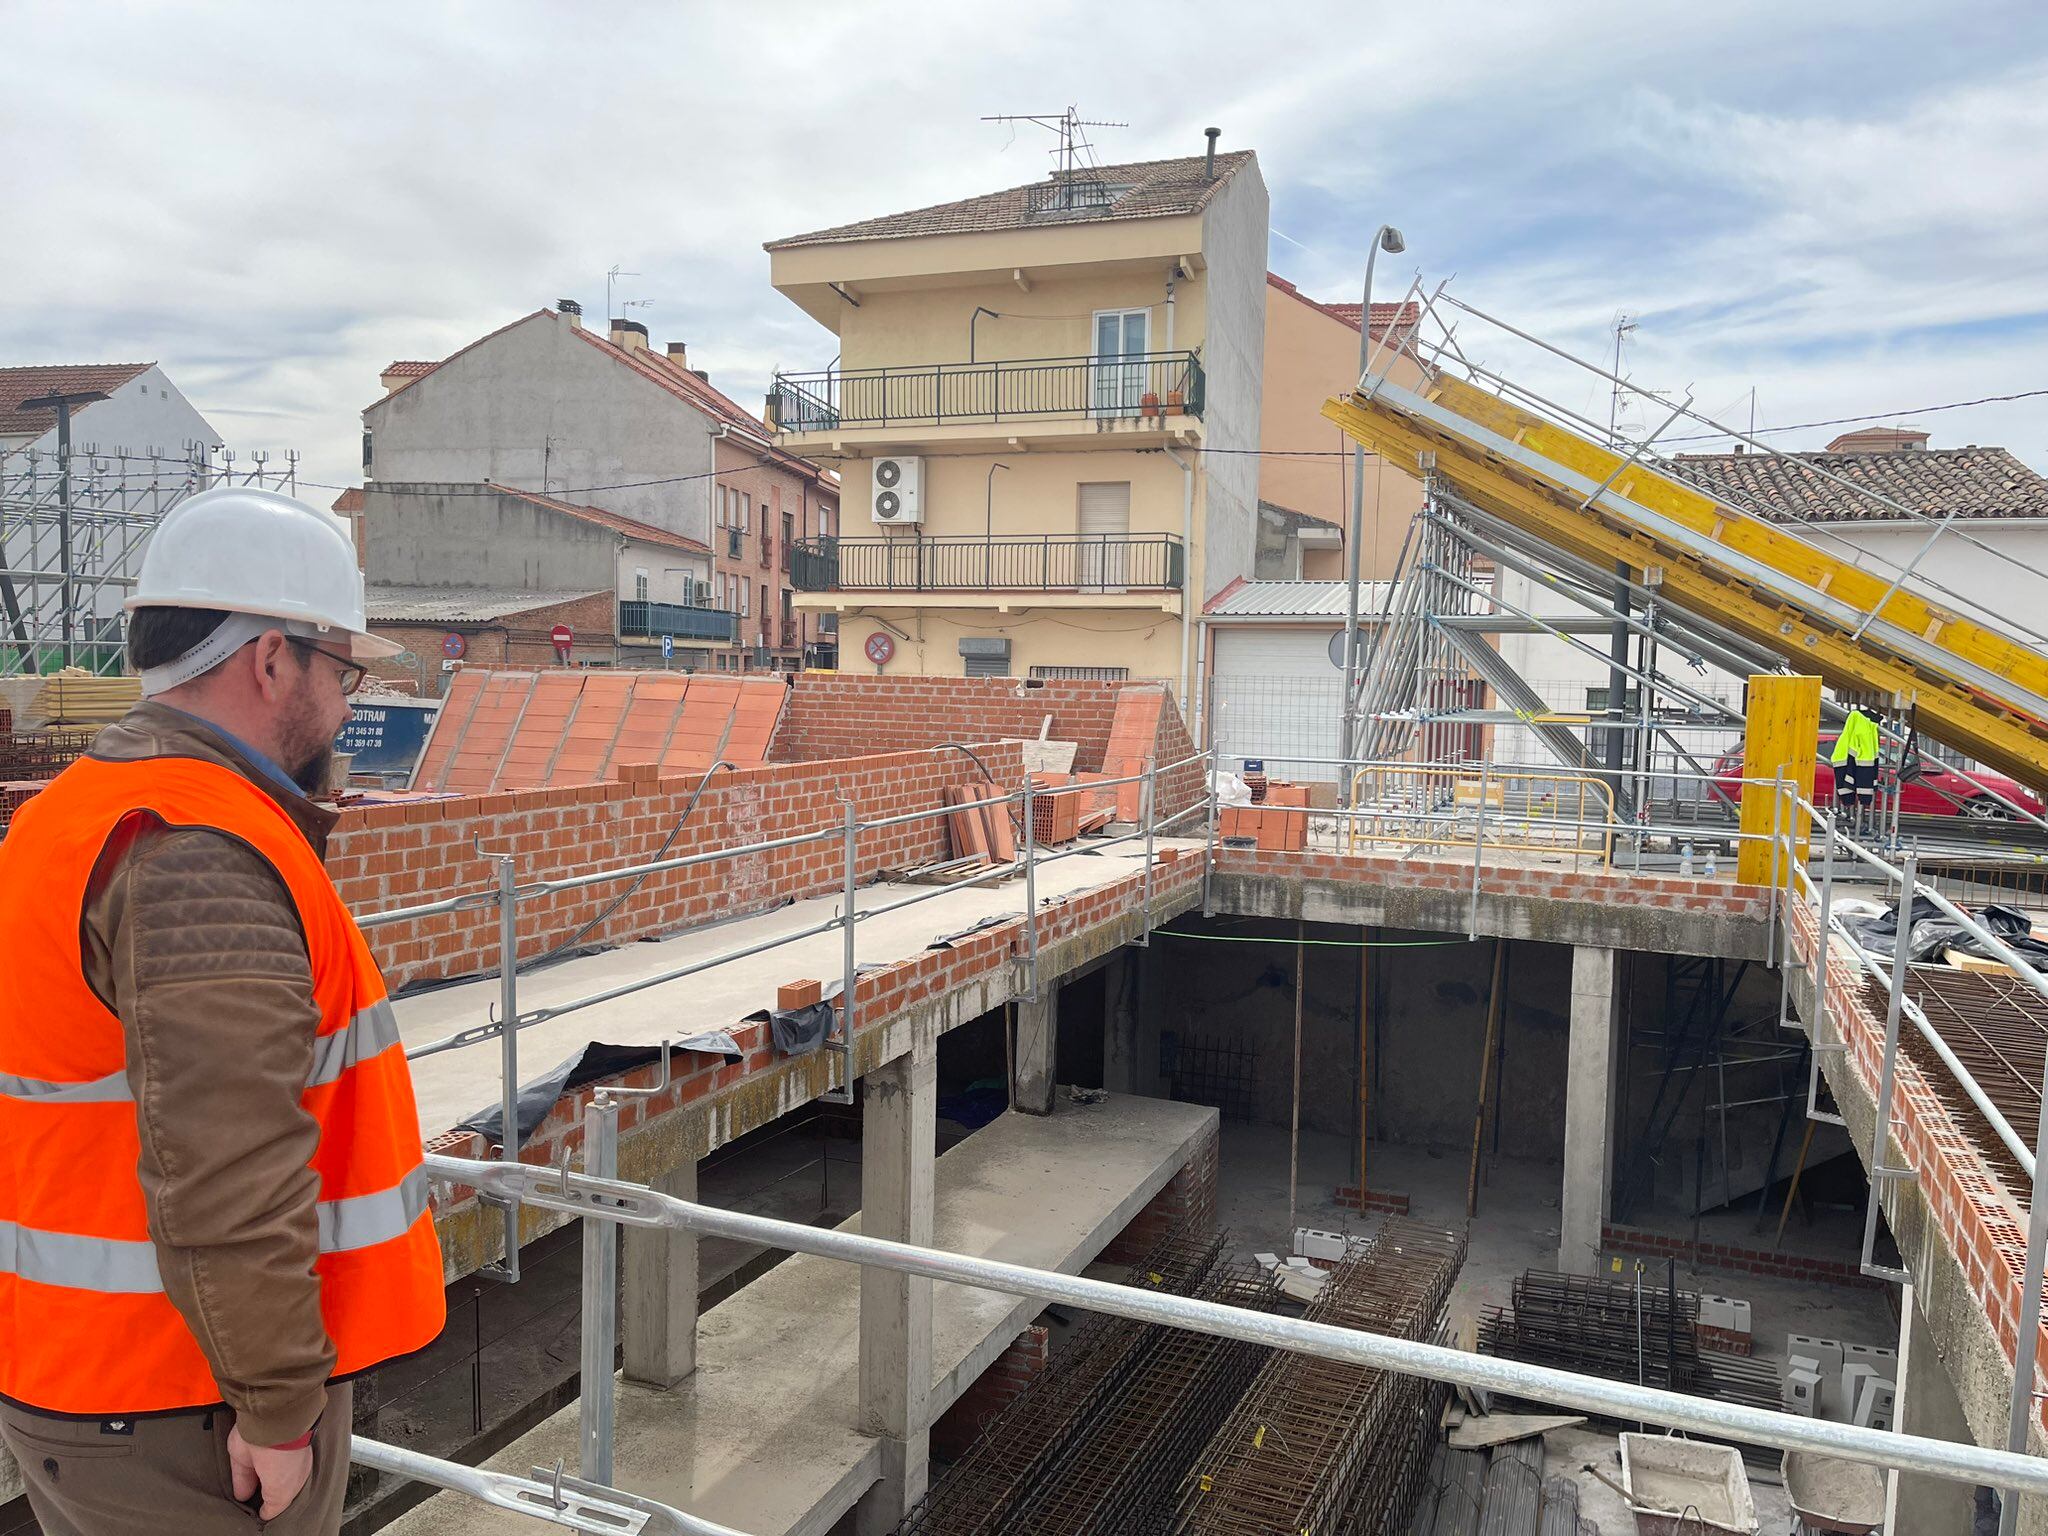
1736,673,1822,886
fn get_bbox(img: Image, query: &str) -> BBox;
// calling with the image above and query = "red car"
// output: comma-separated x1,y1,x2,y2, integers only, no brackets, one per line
1712,736,2045,820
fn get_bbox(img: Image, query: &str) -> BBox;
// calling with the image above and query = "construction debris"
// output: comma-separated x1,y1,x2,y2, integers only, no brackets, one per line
1447,1415,1586,1452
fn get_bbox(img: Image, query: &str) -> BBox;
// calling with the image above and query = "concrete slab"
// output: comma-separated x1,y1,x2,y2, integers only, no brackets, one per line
393,838,1199,1138
380,1092,1217,1536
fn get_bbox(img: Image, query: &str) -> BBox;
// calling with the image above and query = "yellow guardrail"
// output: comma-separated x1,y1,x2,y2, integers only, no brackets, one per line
1345,762,1617,868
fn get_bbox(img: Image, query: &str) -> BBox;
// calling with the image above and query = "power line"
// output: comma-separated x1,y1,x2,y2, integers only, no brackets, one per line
1662,386,2048,445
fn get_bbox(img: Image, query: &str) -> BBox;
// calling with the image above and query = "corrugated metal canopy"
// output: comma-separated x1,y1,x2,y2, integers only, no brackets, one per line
364,585,604,623
1204,579,1396,619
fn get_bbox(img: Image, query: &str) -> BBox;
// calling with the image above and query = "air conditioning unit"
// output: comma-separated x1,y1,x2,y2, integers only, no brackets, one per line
693,581,714,606
871,456,923,525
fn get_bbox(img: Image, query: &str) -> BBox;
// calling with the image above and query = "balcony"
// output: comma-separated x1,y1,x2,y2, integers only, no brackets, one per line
617,599,739,645
769,352,1204,448
790,533,1184,597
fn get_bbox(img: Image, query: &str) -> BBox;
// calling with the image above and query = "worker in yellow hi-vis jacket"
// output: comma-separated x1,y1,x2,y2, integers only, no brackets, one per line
1831,704,1881,833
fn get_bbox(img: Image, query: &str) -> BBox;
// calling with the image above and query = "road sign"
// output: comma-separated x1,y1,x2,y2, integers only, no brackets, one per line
441,632,467,660
661,634,674,662
551,623,574,663
863,631,895,667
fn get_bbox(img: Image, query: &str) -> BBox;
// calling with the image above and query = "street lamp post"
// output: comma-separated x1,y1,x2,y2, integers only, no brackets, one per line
22,388,111,671
1336,227,1406,806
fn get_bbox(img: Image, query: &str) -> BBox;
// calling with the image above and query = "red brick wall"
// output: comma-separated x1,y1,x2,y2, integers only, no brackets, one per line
931,1325,1049,1461
1102,1117,1220,1264
1600,1223,1881,1289
770,676,1201,817
333,740,1026,989
1215,846,1772,922
364,591,619,694
712,437,833,665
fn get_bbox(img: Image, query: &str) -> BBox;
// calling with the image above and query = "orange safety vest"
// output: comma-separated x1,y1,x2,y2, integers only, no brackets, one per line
0,754,445,1417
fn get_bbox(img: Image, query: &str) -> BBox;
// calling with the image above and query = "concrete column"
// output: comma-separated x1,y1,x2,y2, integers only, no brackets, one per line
855,1042,937,1535
1103,950,1140,1096
1014,982,1059,1116
1887,1283,1978,1536
621,1158,697,1388
1559,945,1620,1275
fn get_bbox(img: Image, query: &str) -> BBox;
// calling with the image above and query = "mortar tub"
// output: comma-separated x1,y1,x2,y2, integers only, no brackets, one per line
1619,1433,1759,1536
1781,1450,1885,1535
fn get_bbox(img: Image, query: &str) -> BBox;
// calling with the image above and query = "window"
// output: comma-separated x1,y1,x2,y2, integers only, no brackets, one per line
759,584,769,631
741,581,750,617
634,568,649,602
1077,482,1132,591
740,493,750,531
1091,308,1150,416
820,505,835,539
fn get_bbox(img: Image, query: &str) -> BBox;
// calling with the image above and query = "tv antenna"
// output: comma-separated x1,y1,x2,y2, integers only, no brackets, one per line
982,106,1127,205
606,265,642,323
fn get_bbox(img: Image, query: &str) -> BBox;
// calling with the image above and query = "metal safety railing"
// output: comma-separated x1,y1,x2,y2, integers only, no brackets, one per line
1344,759,1617,868
337,746,1213,1529
1752,778,2048,1535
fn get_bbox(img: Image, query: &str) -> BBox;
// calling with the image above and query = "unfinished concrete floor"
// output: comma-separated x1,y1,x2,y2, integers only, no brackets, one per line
1210,1119,1896,1531
380,1093,1216,1536
392,838,1197,1139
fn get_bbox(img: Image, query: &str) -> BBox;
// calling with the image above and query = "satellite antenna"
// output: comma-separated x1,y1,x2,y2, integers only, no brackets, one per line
606,265,642,323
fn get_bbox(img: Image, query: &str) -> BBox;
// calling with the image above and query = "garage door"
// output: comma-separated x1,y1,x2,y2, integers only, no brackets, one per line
1211,628,1343,780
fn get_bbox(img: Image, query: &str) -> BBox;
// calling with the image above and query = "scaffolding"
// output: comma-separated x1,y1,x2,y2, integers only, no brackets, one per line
0,441,297,676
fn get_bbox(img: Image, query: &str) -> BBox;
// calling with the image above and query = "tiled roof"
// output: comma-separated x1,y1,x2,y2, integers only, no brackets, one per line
1668,446,2048,523
1205,578,1396,618
1258,499,1341,533
365,585,604,623
331,486,364,514
0,363,151,438
766,151,1257,250
484,482,713,554
1266,275,1420,348
381,360,438,379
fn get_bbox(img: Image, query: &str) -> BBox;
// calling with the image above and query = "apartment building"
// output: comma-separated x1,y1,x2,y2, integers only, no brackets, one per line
764,140,1269,702
362,305,836,673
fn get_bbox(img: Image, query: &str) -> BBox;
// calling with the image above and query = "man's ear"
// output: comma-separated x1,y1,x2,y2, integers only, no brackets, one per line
248,630,296,705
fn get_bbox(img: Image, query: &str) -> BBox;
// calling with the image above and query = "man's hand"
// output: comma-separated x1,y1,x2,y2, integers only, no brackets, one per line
227,1423,314,1520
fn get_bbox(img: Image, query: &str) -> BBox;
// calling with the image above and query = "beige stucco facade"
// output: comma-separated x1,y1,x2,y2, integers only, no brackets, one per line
1259,277,1426,581
767,158,1269,695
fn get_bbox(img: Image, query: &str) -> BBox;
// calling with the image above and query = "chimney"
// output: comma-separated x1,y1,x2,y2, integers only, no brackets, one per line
666,342,689,370
690,368,710,384
379,366,410,393
609,317,649,352
557,298,583,329
1204,127,1221,179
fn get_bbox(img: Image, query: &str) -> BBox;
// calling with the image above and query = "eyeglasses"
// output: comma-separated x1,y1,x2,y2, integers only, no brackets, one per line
288,638,368,696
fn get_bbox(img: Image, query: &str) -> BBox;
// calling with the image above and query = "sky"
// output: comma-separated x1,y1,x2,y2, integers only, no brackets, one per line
4,0,2046,491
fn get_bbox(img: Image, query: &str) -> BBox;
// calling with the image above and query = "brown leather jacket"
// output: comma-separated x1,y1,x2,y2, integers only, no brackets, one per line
79,703,342,1444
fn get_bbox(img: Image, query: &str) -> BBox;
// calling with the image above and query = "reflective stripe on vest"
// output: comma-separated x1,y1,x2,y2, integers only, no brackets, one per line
0,1167,432,1295
0,998,404,1104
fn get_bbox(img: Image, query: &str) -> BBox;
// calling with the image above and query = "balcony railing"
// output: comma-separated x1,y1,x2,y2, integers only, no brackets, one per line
770,352,1204,432
617,600,739,644
790,533,1184,594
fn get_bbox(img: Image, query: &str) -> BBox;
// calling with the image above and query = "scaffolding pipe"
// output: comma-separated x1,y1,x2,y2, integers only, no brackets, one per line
426,1151,2048,1503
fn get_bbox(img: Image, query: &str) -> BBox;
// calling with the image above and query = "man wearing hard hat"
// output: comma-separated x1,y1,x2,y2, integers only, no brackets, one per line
0,489,446,1534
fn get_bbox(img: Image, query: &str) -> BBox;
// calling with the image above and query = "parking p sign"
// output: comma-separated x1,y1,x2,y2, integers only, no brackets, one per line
661,634,674,662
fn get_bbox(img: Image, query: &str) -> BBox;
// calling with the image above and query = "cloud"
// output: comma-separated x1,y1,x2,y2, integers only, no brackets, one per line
2,0,2044,488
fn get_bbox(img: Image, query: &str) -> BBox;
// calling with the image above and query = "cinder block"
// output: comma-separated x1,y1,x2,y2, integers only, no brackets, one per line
1844,1341,1896,1371
1726,1298,1753,1335
777,978,823,1012
1853,1376,1896,1431
1788,1335,1844,1378
1294,1228,1348,1262
1782,1366,1821,1416
1840,1363,1877,1424
1699,1295,1734,1330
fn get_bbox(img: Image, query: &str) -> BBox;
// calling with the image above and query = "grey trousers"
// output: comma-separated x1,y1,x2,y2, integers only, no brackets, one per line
0,1384,350,1535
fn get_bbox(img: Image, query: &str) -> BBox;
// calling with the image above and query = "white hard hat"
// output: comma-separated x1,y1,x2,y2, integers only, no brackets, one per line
127,486,399,662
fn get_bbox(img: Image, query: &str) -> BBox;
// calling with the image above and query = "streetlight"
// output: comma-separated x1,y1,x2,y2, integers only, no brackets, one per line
1336,224,1406,807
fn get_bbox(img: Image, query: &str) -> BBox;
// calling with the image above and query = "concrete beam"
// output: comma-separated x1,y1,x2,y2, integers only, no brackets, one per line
855,1041,937,1534
1015,984,1059,1115
1210,870,1769,961
1103,949,1141,1095
622,1159,698,1389
1560,945,1619,1275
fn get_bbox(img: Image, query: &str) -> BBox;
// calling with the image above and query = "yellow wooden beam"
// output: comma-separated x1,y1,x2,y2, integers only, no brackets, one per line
1321,391,2048,795
1423,376,2048,716
1736,675,1822,886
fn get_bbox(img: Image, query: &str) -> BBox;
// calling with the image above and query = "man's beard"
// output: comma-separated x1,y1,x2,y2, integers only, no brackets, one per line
290,742,334,795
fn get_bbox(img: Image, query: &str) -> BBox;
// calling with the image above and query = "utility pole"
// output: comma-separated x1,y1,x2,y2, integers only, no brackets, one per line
1602,317,1637,785
22,389,111,670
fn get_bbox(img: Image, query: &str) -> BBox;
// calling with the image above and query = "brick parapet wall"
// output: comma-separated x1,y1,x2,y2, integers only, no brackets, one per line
1599,1222,1882,1290
335,740,1026,990
423,846,1209,1279
1213,846,1772,921
1789,900,2047,1437
930,1325,1049,1462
